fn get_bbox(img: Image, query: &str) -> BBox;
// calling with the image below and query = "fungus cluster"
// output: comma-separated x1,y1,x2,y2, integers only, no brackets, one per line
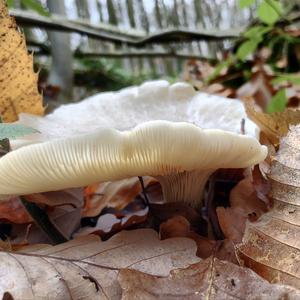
1,80,267,206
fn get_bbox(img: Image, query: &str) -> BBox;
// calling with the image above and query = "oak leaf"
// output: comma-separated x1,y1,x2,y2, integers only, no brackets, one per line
0,229,200,299
0,2,44,122
237,125,300,288
245,101,300,145
83,177,157,217
119,256,300,299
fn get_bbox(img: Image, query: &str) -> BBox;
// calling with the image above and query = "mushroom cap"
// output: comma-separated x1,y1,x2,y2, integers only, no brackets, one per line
0,121,267,197
12,80,259,149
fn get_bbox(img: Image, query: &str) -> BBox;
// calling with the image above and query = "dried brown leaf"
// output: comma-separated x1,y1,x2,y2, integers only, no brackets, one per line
245,101,300,145
83,177,158,217
217,177,267,244
119,256,300,300
237,66,274,110
0,197,32,223
0,2,44,122
0,229,200,299
75,207,148,239
237,125,300,288
151,202,202,230
27,188,84,208
159,216,237,263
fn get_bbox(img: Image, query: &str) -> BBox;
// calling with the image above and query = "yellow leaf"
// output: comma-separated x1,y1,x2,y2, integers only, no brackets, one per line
245,101,300,145
0,2,44,122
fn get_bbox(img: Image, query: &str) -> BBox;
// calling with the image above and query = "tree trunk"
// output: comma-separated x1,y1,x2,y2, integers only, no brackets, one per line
46,0,73,101
155,0,174,76
136,0,156,76
106,0,118,26
126,0,136,28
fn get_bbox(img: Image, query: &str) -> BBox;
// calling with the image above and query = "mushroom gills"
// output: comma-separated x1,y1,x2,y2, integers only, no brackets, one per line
156,169,213,206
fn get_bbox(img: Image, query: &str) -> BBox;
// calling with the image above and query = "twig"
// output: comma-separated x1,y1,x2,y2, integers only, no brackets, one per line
138,176,150,207
241,118,245,135
20,197,68,245
204,176,224,240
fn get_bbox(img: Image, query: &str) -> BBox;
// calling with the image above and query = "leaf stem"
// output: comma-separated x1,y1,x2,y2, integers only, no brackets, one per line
21,197,68,244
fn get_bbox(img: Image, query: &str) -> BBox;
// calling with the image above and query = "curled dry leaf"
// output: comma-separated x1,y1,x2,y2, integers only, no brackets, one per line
11,203,82,244
151,202,203,230
245,101,300,145
75,207,148,239
7,189,84,244
0,197,32,224
0,2,44,122
0,188,83,227
237,64,274,110
27,188,84,208
0,229,200,299
83,177,157,217
217,177,267,244
237,125,300,288
159,216,237,263
119,256,300,300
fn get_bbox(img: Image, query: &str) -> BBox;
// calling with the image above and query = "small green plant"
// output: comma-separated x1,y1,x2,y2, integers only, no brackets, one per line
209,0,299,113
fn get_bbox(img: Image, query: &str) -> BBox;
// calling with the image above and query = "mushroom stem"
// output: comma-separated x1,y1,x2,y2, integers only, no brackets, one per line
156,170,214,207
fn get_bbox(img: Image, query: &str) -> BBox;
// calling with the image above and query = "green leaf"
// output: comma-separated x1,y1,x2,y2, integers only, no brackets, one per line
258,0,282,25
0,124,38,140
272,74,300,85
237,39,260,61
7,0,14,8
21,0,49,16
244,25,272,39
239,0,255,8
267,89,287,113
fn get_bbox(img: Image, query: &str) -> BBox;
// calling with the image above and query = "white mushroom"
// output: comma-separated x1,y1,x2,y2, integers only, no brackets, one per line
2,80,267,206
12,80,259,149
0,121,267,206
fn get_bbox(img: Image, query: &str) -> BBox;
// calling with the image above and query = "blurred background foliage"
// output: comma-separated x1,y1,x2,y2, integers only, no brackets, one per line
8,0,300,113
